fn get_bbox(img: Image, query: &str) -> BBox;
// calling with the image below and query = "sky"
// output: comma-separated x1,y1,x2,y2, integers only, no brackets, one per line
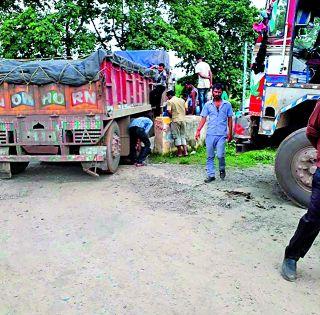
170,0,267,77
251,0,266,9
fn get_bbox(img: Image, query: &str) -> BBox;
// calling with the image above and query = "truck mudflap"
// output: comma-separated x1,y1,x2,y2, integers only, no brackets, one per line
0,147,11,179
234,113,252,152
234,113,252,139
80,145,107,176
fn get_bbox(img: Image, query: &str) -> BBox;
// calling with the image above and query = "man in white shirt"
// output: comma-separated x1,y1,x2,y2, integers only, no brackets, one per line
195,54,212,114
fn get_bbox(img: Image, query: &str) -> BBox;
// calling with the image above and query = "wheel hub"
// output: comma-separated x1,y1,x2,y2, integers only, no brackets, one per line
292,146,317,191
111,134,121,158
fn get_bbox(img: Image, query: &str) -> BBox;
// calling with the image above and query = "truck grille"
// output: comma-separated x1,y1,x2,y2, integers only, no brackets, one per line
74,129,101,144
0,131,7,144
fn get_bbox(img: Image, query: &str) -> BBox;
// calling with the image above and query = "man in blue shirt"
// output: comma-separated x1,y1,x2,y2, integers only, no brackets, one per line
195,83,233,182
129,116,153,166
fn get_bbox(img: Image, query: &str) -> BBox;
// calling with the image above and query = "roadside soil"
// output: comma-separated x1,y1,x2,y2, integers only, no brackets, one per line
0,162,319,315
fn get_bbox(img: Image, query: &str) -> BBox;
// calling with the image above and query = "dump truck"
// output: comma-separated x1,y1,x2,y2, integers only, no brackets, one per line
234,0,320,207
0,49,168,178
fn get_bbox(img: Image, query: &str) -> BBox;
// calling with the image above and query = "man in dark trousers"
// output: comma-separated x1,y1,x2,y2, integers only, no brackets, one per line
282,100,320,281
150,63,167,117
129,116,153,167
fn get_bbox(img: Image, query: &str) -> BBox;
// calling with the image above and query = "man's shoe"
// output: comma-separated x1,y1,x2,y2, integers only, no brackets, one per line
220,170,226,180
281,258,297,282
204,176,215,183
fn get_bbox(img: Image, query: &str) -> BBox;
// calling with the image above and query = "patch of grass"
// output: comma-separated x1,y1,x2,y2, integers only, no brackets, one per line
150,142,276,168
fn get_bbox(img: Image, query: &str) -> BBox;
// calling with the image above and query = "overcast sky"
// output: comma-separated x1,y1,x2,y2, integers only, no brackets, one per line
171,0,267,77
252,0,266,9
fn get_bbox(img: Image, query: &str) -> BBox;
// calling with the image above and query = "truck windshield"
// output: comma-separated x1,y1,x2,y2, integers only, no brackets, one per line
269,0,288,37
295,18,320,51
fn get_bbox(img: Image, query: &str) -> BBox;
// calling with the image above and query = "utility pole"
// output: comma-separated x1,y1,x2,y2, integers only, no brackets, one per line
242,41,248,111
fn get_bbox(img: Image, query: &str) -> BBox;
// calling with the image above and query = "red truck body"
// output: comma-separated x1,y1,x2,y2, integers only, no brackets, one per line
0,55,154,177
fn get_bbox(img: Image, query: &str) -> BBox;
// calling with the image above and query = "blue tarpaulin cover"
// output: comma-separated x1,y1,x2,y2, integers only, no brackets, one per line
114,50,170,70
0,49,168,86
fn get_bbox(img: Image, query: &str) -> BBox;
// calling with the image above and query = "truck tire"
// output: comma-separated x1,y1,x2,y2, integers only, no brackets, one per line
275,128,316,208
10,162,29,175
105,121,121,173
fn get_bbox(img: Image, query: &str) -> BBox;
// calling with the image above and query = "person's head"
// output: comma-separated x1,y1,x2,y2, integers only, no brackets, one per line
182,93,188,101
195,54,204,63
144,111,153,120
212,83,223,100
158,63,165,72
185,82,194,91
166,90,175,100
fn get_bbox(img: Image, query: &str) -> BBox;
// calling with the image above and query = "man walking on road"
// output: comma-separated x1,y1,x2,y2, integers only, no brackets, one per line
282,101,320,281
166,90,188,157
195,83,233,182
195,54,212,113
129,116,153,167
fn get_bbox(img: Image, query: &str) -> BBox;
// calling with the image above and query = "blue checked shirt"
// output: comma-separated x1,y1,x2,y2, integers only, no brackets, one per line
129,117,153,134
201,100,233,136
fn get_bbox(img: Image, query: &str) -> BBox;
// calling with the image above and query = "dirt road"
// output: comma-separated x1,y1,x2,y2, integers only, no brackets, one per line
1,162,319,315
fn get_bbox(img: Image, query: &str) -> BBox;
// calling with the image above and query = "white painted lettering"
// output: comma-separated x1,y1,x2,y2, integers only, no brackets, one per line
72,92,83,105
11,94,22,106
42,92,52,105
53,92,65,105
21,92,34,106
84,91,96,104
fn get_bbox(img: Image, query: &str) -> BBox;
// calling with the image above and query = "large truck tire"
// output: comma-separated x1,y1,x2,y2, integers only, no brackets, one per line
10,162,29,175
105,121,121,174
275,128,316,208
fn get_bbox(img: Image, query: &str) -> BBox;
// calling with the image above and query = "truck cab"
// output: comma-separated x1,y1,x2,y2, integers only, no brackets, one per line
235,0,320,207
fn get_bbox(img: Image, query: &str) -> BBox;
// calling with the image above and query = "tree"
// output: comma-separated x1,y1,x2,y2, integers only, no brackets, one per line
0,0,258,96
98,0,257,96
202,0,258,95
0,1,98,58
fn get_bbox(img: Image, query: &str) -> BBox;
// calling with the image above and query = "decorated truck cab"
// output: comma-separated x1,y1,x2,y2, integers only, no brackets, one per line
235,0,320,207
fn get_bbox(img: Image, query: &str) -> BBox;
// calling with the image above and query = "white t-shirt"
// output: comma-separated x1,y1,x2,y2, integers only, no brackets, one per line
195,61,211,88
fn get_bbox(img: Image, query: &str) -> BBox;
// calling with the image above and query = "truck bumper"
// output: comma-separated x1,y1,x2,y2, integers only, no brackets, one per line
0,154,105,162
0,146,106,162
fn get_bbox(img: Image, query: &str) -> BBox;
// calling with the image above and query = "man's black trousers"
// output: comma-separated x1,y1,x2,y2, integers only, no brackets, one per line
150,85,166,117
129,126,151,163
285,168,320,260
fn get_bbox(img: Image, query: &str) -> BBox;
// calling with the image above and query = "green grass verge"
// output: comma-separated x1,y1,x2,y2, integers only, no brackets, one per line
150,142,276,168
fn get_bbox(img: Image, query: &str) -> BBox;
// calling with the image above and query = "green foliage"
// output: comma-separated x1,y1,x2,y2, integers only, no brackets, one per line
0,7,64,58
174,84,184,97
0,1,97,58
0,0,258,99
150,143,276,168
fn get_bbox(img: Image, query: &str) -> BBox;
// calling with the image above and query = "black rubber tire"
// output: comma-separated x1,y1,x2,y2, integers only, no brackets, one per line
10,162,29,175
105,121,121,174
275,127,312,208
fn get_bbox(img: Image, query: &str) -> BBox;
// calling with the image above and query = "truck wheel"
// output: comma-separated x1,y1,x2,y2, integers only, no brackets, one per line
10,162,29,175
105,121,121,173
275,127,316,208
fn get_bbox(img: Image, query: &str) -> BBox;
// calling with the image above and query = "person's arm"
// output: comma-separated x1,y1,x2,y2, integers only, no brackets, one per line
145,119,153,134
227,104,233,142
227,117,233,142
197,72,211,79
195,117,207,140
167,101,172,117
306,101,320,148
191,91,196,108
209,69,213,86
